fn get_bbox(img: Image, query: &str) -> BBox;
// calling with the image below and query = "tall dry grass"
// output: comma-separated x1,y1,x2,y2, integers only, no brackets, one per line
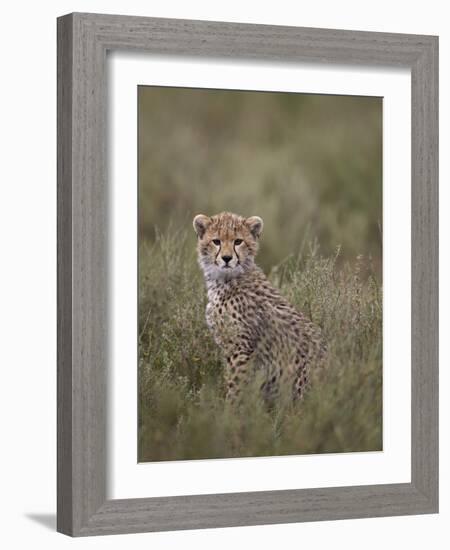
138,231,382,461
138,87,382,462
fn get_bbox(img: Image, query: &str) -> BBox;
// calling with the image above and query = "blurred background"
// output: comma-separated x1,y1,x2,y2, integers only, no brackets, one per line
138,87,382,272
138,87,383,461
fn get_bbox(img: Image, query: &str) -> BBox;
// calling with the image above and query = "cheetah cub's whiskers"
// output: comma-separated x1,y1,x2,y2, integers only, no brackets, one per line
193,211,325,402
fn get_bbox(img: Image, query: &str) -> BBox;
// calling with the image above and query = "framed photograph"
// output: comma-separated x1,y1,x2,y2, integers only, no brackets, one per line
57,13,438,536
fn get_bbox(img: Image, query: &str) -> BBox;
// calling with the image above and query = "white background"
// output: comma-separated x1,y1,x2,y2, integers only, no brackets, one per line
110,56,411,498
0,1,447,549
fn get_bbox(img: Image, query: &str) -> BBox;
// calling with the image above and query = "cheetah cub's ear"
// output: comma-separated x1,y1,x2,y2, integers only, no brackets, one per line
193,214,211,238
246,216,264,239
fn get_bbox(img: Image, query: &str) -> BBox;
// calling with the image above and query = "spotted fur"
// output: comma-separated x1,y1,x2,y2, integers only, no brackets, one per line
193,211,325,402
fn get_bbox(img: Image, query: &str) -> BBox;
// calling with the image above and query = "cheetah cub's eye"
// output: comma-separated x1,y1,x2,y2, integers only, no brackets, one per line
212,239,221,246
234,239,243,245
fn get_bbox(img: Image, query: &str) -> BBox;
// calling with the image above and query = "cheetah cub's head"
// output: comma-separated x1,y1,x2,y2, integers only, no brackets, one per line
193,211,263,281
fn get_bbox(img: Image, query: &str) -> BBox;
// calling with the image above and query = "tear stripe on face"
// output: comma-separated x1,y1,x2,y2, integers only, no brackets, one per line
233,244,240,264
214,246,221,265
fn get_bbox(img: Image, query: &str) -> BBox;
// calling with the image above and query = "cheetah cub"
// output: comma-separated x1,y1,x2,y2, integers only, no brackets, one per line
193,211,325,402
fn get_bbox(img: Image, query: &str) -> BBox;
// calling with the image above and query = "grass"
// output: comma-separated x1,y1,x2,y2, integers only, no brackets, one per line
137,86,383,462
138,88,382,272
138,230,382,462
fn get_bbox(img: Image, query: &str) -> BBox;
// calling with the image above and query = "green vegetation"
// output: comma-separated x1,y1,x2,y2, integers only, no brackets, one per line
139,88,382,272
138,87,382,462
138,232,382,461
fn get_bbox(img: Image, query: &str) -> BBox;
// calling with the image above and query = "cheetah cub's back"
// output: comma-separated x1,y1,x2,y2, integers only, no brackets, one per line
193,211,325,402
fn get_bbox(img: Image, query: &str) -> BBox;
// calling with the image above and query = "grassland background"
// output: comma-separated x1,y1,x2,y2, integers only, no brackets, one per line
138,87,382,462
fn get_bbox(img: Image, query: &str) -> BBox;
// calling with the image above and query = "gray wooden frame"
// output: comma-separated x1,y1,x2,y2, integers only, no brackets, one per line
57,12,438,537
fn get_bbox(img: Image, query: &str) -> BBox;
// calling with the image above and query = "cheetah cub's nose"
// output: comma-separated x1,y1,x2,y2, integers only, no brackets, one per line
222,255,232,265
